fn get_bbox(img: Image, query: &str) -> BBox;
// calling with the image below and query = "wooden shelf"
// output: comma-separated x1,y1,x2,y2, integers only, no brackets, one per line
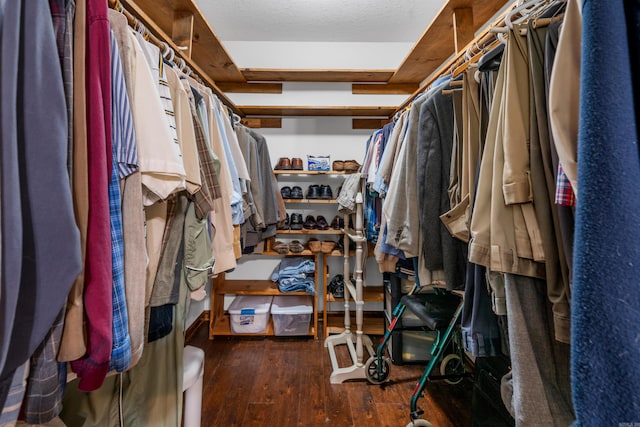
282,199,338,204
262,249,315,257
273,170,354,175
324,312,385,336
240,68,395,83
239,105,396,118
277,229,344,235
216,280,311,296
326,286,385,303
211,314,316,337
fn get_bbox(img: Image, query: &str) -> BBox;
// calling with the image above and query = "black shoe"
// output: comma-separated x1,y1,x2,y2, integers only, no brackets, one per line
290,213,304,230
330,215,344,230
277,213,290,230
319,185,333,199
290,186,304,199
280,186,292,199
303,215,316,230
329,274,344,298
316,215,329,230
306,185,321,199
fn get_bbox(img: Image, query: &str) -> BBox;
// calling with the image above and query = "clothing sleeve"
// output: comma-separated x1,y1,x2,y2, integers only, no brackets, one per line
502,28,534,205
548,0,581,195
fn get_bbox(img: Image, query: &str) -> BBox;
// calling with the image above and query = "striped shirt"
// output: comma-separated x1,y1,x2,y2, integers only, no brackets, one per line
136,35,183,170
108,30,131,372
188,86,221,219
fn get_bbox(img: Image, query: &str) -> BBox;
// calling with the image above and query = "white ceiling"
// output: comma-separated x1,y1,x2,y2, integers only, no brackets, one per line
196,0,448,43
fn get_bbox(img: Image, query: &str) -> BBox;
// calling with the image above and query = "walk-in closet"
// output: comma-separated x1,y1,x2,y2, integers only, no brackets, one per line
1,0,639,426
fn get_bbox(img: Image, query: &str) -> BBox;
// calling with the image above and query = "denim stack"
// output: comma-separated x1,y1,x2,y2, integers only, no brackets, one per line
271,257,316,295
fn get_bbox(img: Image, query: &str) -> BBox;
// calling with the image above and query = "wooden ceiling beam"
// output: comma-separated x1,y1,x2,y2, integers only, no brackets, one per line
351,83,419,95
352,119,389,130
241,118,283,129
172,11,194,59
127,0,246,82
217,82,283,94
241,69,394,83
239,106,395,117
453,7,475,53
390,0,510,84
109,0,242,115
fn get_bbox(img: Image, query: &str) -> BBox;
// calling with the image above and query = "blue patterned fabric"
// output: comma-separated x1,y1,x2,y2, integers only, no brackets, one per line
271,258,316,294
108,30,131,372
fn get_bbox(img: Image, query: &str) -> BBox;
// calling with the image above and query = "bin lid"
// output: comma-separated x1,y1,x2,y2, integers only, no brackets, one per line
271,295,313,314
228,295,273,315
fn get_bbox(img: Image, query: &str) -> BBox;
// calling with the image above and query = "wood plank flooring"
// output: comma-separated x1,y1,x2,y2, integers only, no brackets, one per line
187,324,472,427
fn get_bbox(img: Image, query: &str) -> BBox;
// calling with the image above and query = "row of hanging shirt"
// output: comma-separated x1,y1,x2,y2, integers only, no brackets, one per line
0,1,282,425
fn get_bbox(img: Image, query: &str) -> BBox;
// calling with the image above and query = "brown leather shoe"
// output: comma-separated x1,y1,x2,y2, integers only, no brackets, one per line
332,160,344,171
291,157,304,170
343,160,361,172
275,157,291,170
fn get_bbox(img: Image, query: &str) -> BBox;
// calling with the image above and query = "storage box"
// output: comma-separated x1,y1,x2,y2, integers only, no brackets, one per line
307,155,330,171
228,295,273,334
271,295,313,336
386,329,437,364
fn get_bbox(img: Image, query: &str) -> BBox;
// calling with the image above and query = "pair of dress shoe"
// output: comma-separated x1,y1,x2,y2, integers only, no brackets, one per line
306,185,333,199
332,160,361,172
280,186,303,199
303,215,329,230
275,157,303,170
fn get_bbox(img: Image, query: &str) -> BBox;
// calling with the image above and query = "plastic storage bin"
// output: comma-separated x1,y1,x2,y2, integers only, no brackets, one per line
228,295,273,334
271,296,313,336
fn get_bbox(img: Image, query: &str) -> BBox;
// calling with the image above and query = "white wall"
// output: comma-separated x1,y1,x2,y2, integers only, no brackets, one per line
222,41,413,70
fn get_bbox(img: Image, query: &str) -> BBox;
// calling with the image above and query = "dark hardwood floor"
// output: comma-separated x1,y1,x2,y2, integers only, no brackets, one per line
187,323,473,427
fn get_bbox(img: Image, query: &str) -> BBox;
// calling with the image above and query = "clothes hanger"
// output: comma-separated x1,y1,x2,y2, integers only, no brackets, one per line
506,0,548,29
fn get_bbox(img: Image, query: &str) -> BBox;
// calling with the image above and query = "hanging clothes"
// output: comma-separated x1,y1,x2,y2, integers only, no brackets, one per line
68,0,113,393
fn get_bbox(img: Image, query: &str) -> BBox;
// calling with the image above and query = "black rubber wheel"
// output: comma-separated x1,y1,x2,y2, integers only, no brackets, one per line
440,354,464,385
365,356,391,385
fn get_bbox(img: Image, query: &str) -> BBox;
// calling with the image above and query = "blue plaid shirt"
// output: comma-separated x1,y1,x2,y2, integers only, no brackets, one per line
108,30,132,372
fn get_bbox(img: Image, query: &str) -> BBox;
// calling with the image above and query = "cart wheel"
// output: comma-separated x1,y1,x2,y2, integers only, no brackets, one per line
440,353,464,385
406,419,433,427
364,356,391,384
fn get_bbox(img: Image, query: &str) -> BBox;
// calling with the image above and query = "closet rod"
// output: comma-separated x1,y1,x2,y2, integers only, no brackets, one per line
108,0,243,116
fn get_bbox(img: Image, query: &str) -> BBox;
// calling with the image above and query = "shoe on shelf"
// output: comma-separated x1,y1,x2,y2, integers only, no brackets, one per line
290,213,304,230
307,238,321,253
277,213,290,230
335,238,356,254
306,185,321,199
315,215,329,230
272,241,289,254
328,274,344,299
290,185,304,199
330,215,344,230
291,157,304,170
275,157,291,170
289,240,304,253
280,186,292,199
321,240,336,253
303,215,317,230
343,160,361,172
319,184,333,199
332,160,344,171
